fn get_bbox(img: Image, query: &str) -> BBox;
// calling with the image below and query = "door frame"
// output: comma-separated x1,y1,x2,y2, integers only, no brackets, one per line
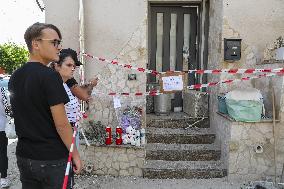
147,2,210,111
147,3,202,84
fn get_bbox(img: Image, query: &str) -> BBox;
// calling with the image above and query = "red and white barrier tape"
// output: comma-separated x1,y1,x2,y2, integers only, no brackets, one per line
92,90,162,97
108,91,163,96
89,73,284,97
62,126,77,189
82,53,284,75
187,72,284,89
82,53,159,76
189,68,284,74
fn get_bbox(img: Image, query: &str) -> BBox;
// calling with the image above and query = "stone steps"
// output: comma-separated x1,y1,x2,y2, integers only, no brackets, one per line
147,113,209,129
143,160,227,179
146,143,221,161
143,114,226,179
146,127,215,144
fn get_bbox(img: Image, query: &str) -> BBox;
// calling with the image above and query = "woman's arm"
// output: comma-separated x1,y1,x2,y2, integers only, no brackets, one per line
68,77,98,101
70,84,90,101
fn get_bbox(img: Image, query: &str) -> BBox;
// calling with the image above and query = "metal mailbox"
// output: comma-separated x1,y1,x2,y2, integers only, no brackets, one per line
224,38,242,61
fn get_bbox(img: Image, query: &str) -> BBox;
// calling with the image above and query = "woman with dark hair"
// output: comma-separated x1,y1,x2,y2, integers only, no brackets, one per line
50,49,83,187
50,49,81,134
62,48,98,102
50,48,98,146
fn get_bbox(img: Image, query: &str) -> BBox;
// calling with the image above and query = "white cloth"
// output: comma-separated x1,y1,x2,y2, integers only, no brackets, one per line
225,87,265,115
63,83,80,123
225,88,263,101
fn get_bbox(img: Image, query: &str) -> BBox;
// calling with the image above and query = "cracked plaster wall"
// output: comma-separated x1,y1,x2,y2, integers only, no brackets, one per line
83,0,148,130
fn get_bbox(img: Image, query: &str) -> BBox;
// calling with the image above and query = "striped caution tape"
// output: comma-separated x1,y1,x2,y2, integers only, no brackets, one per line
187,68,284,74
89,73,284,96
62,103,83,189
187,72,284,89
91,90,162,97
62,126,77,189
82,52,284,75
82,53,159,76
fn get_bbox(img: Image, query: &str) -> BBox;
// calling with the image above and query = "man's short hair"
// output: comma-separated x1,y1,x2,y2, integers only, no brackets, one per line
24,22,62,52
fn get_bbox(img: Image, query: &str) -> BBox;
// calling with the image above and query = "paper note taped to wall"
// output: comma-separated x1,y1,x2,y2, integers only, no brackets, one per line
113,96,121,109
162,75,184,91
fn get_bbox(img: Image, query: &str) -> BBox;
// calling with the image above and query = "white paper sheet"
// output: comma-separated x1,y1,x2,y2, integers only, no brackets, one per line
113,96,121,109
162,75,184,91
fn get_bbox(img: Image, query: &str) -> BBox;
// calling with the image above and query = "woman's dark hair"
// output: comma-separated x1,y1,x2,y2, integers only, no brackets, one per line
57,52,72,65
49,52,72,70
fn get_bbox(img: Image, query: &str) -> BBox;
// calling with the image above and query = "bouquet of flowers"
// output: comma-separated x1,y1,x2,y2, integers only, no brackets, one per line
119,106,142,133
80,120,106,145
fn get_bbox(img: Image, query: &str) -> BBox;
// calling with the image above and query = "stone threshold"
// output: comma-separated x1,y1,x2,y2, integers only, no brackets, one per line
147,112,209,120
217,112,280,123
147,127,214,135
79,141,145,149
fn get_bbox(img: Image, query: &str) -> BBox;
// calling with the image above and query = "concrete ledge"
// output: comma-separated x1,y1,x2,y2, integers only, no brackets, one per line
80,144,146,177
216,112,280,123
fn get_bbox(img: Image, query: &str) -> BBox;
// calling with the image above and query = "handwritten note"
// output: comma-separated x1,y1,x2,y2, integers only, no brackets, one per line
162,75,184,91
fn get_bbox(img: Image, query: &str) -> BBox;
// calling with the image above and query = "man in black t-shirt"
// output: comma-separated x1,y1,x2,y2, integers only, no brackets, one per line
8,22,82,189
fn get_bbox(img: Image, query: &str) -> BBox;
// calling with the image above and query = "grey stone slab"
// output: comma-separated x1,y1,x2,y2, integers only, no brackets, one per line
143,160,227,179
145,143,221,161
146,127,215,144
146,149,220,161
146,127,214,135
147,113,210,128
146,142,219,151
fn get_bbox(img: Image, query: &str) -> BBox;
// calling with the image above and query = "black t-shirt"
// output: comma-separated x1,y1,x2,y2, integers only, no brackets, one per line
8,62,70,160
66,77,78,88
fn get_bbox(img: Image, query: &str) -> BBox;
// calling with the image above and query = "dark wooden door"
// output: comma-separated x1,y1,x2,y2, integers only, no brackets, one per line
149,5,198,109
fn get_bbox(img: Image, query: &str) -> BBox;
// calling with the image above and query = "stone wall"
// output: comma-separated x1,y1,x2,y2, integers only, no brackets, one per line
80,145,145,177
88,79,146,132
228,121,284,181
208,0,284,179
83,0,147,131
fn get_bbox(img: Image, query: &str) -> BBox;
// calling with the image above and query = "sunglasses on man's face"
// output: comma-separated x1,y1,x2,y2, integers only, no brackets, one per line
37,38,62,48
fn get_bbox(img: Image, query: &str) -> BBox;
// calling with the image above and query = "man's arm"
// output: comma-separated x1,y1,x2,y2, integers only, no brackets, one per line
50,103,82,174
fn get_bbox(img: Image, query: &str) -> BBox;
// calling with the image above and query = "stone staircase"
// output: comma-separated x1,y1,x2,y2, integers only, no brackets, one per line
143,113,227,179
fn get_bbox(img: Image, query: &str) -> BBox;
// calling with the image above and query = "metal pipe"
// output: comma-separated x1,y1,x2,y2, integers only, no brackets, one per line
272,87,277,184
79,0,86,111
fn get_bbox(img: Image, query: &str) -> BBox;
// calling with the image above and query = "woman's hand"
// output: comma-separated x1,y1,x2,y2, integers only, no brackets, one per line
88,77,98,87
